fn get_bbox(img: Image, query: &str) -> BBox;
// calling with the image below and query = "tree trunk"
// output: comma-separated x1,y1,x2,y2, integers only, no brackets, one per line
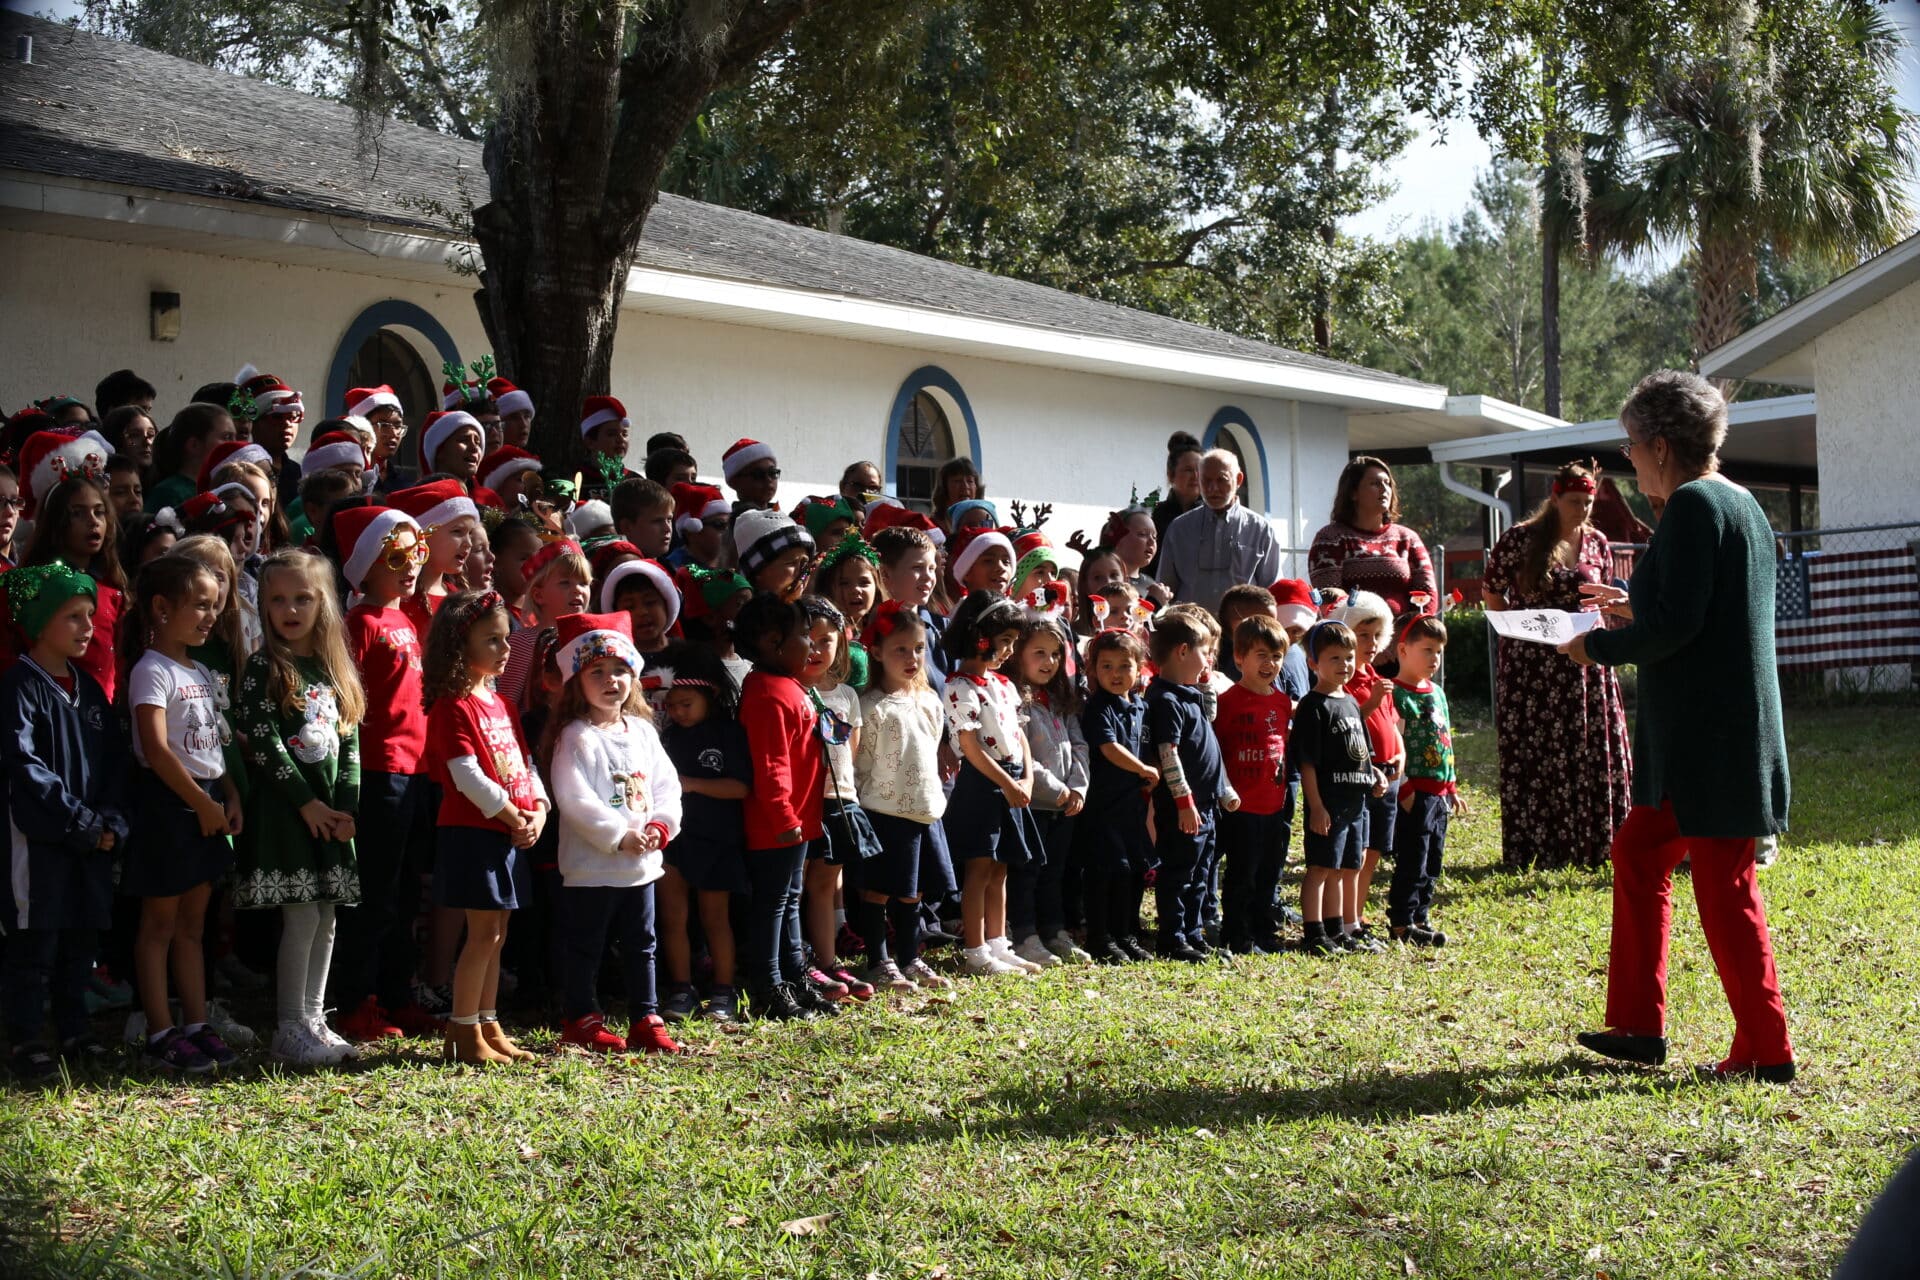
1541,178,1562,419
1692,230,1756,397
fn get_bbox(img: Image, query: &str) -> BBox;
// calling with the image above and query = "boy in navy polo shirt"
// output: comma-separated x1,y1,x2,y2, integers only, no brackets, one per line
1145,612,1239,961
1079,630,1159,964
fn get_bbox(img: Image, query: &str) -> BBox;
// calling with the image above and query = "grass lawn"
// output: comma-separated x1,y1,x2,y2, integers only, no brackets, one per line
4,705,1918,1279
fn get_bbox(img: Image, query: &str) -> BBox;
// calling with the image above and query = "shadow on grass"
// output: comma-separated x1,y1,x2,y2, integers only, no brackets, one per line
809,1055,1680,1149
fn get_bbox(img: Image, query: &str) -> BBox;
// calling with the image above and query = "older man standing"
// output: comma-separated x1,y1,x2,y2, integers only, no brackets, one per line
1159,448,1282,609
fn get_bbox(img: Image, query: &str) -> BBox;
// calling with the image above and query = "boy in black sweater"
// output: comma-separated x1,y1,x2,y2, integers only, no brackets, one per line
1145,612,1239,961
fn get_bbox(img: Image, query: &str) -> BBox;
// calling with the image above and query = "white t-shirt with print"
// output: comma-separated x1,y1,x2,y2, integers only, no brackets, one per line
816,681,863,802
129,651,227,779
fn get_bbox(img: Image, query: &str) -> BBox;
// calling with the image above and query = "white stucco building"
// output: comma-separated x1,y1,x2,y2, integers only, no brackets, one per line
0,13,1541,562
1700,232,1920,530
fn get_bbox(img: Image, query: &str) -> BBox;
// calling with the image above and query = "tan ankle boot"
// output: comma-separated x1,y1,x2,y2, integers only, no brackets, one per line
481,1019,536,1061
446,1019,511,1065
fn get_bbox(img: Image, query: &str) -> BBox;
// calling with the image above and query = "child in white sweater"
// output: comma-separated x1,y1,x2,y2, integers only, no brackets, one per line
545,611,684,1055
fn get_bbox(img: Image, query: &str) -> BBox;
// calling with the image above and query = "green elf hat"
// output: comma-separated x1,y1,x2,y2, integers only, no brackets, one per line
792,494,860,540
0,560,97,639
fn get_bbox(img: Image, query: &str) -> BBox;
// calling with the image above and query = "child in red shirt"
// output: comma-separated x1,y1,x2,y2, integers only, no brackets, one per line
1336,591,1404,944
1215,614,1295,953
425,589,548,1064
735,593,826,1022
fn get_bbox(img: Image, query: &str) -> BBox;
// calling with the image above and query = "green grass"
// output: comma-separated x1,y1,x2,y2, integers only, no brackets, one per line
5,706,1919,1278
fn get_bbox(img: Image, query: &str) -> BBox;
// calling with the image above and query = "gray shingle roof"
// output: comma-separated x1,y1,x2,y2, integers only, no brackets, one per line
0,12,1433,391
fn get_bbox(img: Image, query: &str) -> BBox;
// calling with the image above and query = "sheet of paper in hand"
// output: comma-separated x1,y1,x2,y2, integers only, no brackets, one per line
1485,609,1602,646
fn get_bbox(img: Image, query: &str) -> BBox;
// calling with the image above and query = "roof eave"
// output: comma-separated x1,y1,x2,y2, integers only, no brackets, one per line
1699,231,1920,382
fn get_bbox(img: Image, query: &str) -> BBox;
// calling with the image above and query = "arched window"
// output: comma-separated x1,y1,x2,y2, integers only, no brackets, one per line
1203,406,1270,514
325,300,463,434
344,329,435,428
895,392,955,514
885,365,984,513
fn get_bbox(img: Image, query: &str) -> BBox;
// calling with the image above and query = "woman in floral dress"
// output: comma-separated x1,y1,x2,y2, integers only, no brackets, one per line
1482,461,1632,870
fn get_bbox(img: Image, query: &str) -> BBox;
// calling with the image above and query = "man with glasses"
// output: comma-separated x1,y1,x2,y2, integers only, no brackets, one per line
721,437,781,516
1159,448,1282,609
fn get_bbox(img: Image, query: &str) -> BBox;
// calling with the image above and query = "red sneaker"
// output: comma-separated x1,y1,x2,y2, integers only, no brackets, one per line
625,1014,684,1055
560,1014,628,1054
338,996,403,1041
829,967,876,1002
388,1001,446,1038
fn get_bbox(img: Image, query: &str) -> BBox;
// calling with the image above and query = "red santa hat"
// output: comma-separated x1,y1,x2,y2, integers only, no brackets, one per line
721,437,775,484
671,482,729,535
862,503,945,546
300,431,369,478
389,478,478,532
337,506,423,590
598,557,681,626
343,384,403,419
579,396,628,438
416,409,481,473
949,525,1015,588
478,446,542,494
554,610,642,681
487,378,533,420
523,536,586,587
19,429,112,518
441,377,476,411
1268,578,1318,633
198,439,272,491
232,368,303,421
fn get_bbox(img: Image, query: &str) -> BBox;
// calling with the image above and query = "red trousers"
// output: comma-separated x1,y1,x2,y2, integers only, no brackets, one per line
1605,801,1794,1066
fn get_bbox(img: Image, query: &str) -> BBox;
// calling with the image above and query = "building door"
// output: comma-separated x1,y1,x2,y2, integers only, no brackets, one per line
344,328,435,425
895,391,956,514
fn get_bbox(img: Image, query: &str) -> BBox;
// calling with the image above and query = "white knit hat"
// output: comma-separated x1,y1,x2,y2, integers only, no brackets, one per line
732,507,813,579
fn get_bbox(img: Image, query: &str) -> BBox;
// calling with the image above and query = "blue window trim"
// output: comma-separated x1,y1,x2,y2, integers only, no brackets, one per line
1203,406,1270,513
325,300,464,420
883,365,983,497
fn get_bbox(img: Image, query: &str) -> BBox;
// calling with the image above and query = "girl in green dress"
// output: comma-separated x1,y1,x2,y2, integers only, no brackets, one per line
235,549,366,1067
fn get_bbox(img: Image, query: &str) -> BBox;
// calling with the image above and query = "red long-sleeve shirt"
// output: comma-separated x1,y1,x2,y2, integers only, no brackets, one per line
739,669,824,850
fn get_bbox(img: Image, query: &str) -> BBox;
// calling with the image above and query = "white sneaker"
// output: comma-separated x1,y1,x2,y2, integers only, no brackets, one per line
309,1017,365,1060
270,1021,339,1067
1012,935,1061,970
990,936,1044,974
206,998,258,1048
902,959,953,990
962,945,1020,977
1047,931,1093,964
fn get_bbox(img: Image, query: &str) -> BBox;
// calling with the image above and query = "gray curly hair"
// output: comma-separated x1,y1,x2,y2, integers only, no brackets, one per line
1620,370,1727,473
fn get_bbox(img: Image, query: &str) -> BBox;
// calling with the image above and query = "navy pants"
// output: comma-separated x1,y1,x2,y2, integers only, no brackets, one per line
745,845,807,992
3,926,96,1046
1389,790,1450,928
1009,810,1076,940
331,770,429,1011
1154,807,1218,951
1220,807,1290,947
560,883,659,1021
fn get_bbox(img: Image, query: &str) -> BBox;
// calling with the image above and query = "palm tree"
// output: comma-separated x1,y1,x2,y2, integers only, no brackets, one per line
1577,2,1916,388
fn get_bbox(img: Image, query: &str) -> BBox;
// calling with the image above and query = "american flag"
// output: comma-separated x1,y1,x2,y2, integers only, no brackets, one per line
1775,545,1920,670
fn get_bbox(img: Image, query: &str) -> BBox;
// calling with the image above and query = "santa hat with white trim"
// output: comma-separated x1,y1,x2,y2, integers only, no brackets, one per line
579,396,628,438
862,502,945,546
337,505,423,590
598,557,682,626
671,482,729,535
1268,579,1318,634
233,369,303,422
343,384,403,419
389,478,478,532
19,429,112,518
554,610,642,681
301,431,369,478
721,437,775,485
949,524,1016,589
197,439,272,491
415,409,481,473
487,378,533,420
478,446,542,495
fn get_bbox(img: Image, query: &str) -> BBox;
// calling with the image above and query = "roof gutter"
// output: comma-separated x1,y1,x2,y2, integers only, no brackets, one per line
1438,461,1513,537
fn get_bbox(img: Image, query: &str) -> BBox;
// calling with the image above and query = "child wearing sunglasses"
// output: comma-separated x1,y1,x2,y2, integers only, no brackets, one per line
334,507,441,1043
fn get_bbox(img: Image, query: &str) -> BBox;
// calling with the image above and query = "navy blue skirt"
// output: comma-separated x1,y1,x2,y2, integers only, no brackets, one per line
666,829,749,895
942,761,1042,868
433,824,524,911
121,771,234,900
862,810,930,900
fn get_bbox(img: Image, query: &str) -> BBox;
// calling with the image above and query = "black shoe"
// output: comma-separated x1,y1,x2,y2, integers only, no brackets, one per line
1092,941,1131,966
1161,944,1207,964
1697,1059,1796,1084
1226,937,1258,956
1252,934,1287,954
790,980,840,1018
1117,936,1152,963
1391,925,1444,948
1577,1029,1669,1066
1414,919,1449,946
752,985,810,1022
10,1042,60,1083
1186,936,1214,957
1300,934,1342,958
59,1033,115,1067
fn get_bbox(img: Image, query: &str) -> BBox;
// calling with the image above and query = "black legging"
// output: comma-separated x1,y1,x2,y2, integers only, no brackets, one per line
744,845,807,992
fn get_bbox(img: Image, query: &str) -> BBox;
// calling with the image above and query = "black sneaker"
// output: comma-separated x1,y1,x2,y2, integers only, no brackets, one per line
1161,944,1207,964
59,1033,115,1067
145,1026,216,1074
10,1042,60,1083
1300,934,1343,958
1251,934,1288,954
1576,1029,1669,1066
1696,1059,1796,1084
1116,936,1153,963
751,985,809,1022
1392,925,1445,948
791,979,840,1018
1091,941,1131,966
187,1026,239,1067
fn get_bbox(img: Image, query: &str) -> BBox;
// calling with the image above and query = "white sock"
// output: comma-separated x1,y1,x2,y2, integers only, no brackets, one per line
450,1013,481,1026
478,1009,499,1023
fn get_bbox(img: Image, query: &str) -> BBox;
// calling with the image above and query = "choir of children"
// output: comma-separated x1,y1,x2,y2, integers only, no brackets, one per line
0,378,1463,1080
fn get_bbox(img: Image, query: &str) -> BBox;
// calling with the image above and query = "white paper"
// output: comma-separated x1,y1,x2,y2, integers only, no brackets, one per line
1485,609,1601,646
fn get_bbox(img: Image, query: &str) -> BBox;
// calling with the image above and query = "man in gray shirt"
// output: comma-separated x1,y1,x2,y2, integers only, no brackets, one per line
1159,449,1282,611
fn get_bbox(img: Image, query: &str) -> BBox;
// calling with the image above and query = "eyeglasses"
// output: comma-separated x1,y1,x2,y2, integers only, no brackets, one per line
381,531,430,571
0,497,23,512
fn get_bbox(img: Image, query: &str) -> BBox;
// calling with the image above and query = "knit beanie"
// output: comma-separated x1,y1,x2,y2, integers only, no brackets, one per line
732,507,814,580
0,560,96,639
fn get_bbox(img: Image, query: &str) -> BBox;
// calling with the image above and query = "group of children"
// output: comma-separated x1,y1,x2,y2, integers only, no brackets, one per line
0,373,1464,1080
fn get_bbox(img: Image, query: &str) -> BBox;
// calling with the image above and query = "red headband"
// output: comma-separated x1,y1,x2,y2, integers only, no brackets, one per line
860,599,922,650
1553,474,1597,497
